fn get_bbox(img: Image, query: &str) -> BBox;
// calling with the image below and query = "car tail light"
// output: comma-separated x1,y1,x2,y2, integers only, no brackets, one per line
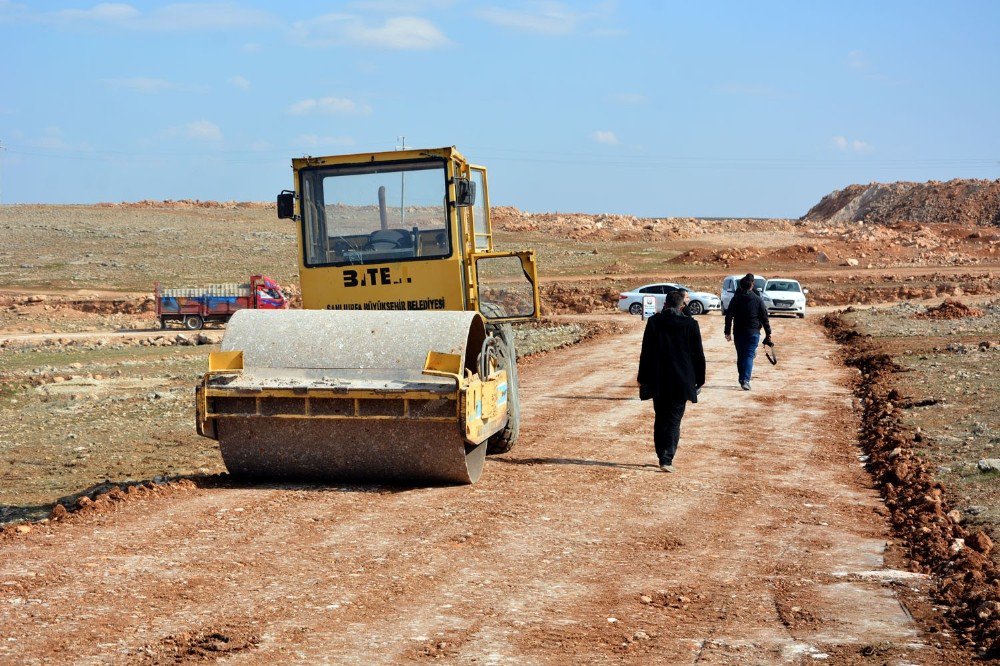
619,294,628,299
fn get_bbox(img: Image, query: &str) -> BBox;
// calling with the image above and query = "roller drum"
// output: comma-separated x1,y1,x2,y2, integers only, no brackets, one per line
212,309,490,484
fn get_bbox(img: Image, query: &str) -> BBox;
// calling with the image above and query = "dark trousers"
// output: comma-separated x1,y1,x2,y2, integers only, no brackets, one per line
734,330,760,384
652,395,687,465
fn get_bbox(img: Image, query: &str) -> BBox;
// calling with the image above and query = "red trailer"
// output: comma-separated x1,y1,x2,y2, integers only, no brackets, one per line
154,275,286,330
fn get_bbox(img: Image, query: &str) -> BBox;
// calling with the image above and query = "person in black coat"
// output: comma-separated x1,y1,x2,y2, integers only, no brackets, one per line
723,273,772,391
637,289,706,472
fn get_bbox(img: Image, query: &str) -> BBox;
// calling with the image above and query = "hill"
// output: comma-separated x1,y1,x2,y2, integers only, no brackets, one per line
802,179,1000,226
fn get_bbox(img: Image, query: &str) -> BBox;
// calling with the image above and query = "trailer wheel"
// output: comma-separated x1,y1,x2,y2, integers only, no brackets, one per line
183,315,204,330
159,318,167,330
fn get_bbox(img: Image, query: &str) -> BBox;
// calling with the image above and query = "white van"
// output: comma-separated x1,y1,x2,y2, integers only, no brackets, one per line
720,274,766,314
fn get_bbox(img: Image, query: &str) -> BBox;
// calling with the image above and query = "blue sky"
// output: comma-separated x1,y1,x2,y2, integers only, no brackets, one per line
1,1,998,217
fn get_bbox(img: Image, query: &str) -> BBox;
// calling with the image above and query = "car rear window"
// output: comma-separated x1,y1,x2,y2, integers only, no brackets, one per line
766,281,800,292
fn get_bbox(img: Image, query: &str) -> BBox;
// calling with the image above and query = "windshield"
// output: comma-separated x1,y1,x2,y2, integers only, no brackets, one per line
765,280,800,292
299,159,450,266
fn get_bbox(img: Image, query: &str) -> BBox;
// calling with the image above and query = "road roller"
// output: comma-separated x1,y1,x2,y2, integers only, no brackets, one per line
195,147,540,484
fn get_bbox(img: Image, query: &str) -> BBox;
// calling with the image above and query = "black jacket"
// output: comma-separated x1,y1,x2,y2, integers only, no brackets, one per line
637,309,706,403
724,289,771,337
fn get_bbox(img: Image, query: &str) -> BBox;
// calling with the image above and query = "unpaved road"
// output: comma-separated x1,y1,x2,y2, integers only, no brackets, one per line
0,315,959,664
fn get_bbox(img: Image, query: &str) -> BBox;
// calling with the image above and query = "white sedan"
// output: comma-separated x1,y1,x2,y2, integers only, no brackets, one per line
761,278,808,318
618,282,722,316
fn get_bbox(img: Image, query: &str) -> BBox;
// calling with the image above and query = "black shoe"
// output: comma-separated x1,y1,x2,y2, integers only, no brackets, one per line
740,381,750,391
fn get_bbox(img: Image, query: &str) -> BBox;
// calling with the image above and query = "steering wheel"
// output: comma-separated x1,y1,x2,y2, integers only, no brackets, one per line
364,229,411,251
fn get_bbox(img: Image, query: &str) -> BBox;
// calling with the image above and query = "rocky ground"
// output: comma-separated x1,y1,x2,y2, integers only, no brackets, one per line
823,303,1000,653
1,195,1000,660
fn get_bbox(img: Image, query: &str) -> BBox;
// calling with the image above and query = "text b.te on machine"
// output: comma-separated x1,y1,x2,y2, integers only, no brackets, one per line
195,146,540,485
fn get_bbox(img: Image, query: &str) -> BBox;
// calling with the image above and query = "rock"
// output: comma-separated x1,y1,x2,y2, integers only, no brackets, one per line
950,538,965,554
632,631,649,641
845,258,860,266
966,531,993,555
946,509,962,524
50,504,68,520
640,595,652,604
15,524,31,534
977,459,1000,473
196,333,213,345
976,601,1000,619
817,252,829,263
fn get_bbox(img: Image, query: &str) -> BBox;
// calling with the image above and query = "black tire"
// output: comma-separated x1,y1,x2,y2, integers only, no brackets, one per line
479,302,520,455
686,300,704,316
183,315,204,330
628,302,642,315
797,312,805,319
159,317,167,330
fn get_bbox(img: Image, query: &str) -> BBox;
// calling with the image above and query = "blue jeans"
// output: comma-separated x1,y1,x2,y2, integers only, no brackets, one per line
734,331,760,384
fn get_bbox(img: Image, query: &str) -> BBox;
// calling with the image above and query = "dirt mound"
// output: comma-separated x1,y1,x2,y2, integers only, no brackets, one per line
95,200,273,210
491,206,794,241
824,314,1000,657
915,298,985,320
803,179,1000,227
540,283,620,314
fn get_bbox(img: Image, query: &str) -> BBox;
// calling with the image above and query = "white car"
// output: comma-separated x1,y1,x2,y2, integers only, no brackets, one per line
761,278,808,318
720,274,766,314
618,282,722,316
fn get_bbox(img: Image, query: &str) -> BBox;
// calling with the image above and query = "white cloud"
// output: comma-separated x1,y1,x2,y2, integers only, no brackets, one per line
23,127,92,152
348,0,455,11
32,2,276,31
293,135,357,149
608,92,646,106
104,77,174,93
288,96,371,116
171,120,223,142
832,135,872,153
293,13,449,49
229,75,250,90
593,130,618,145
30,127,72,150
476,1,618,36
476,2,579,35
50,3,140,23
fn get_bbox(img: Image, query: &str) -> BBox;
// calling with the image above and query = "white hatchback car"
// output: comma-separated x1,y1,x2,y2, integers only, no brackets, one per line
618,282,722,316
720,274,766,314
761,278,808,318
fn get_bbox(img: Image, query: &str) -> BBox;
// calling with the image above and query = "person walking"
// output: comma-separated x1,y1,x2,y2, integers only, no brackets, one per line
724,273,772,391
637,289,706,472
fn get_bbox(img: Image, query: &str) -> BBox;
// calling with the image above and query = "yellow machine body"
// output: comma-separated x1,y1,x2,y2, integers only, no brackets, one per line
195,147,538,484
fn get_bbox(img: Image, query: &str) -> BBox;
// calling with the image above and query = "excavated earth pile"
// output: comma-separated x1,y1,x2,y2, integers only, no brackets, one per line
824,314,1000,657
804,179,1000,227
914,298,985,320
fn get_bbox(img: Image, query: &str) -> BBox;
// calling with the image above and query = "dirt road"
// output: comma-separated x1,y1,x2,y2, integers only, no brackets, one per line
0,316,955,664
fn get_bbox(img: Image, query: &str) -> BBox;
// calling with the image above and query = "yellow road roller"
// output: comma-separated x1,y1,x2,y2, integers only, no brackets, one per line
195,147,539,484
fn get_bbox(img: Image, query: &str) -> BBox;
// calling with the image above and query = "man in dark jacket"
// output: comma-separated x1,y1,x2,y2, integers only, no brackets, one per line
724,273,772,391
637,289,706,472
